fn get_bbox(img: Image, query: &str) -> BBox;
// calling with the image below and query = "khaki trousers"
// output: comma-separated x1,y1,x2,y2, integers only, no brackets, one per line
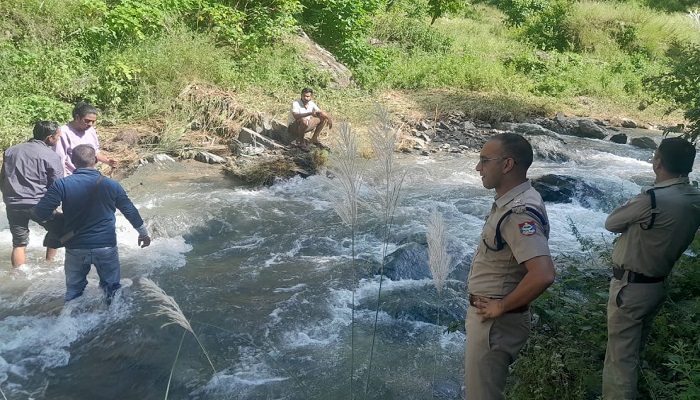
603,274,666,400
465,305,531,400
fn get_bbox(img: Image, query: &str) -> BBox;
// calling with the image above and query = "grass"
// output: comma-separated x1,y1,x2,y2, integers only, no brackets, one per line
139,278,217,398
2,1,698,152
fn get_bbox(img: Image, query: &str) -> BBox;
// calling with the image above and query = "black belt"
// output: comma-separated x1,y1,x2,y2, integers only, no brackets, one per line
469,294,529,314
612,267,665,284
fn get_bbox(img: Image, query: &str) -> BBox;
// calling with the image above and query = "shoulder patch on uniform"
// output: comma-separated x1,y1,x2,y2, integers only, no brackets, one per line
519,221,537,236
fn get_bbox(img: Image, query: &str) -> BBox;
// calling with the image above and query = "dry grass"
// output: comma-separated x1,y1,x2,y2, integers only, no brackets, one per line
326,122,363,227
323,121,364,397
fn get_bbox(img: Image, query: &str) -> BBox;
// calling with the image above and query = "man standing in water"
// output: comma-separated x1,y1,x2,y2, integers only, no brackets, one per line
34,145,151,303
465,133,556,399
1,121,64,267
603,137,700,399
288,87,333,151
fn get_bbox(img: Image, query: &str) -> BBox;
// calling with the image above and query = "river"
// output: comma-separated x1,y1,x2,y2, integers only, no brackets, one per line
0,131,690,399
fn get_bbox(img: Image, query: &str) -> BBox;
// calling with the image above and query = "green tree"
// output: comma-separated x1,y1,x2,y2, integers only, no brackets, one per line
427,0,468,25
647,41,700,141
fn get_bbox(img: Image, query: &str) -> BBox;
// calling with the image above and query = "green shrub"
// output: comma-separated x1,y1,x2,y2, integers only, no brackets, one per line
300,0,383,66
646,41,700,141
514,0,574,51
509,264,609,399
373,13,453,53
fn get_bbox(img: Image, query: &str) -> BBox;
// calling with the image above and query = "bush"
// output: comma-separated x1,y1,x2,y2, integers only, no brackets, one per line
299,0,383,66
513,0,574,51
646,41,700,141
373,13,453,53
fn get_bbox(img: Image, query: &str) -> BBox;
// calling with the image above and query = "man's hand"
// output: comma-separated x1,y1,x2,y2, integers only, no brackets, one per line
138,235,151,248
474,298,506,321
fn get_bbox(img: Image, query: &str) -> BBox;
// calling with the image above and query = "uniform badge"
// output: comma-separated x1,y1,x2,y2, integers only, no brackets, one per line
519,221,536,236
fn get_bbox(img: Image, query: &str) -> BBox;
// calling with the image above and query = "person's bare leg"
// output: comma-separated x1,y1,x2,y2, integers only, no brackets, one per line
46,247,57,263
11,246,26,267
295,120,310,147
310,119,327,143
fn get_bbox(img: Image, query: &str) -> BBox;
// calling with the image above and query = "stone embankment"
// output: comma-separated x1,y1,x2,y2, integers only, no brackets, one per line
401,112,670,156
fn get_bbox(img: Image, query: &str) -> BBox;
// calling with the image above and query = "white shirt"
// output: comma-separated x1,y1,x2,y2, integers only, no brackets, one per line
289,99,320,124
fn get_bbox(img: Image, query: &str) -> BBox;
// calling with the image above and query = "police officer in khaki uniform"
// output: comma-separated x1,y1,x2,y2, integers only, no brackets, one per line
603,137,700,399
466,133,556,399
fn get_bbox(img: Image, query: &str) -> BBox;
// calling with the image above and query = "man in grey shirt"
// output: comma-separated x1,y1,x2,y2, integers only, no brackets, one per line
1,121,64,267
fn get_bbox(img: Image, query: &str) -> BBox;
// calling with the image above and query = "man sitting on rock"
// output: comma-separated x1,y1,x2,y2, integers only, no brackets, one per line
288,87,332,151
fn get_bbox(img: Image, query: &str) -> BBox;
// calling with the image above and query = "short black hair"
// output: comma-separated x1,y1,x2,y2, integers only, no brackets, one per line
301,87,314,95
33,121,59,141
71,144,97,168
72,101,98,119
492,133,533,170
657,137,696,175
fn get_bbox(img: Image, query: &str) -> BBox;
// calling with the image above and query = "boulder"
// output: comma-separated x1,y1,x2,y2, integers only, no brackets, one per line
629,136,657,149
573,119,607,139
362,285,467,328
609,133,628,144
194,151,226,164
532,174,605,209
621,118,638,128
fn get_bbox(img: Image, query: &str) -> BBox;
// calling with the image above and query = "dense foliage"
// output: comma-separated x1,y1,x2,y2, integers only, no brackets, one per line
2,0,699,148
510,227,700,399
1,0,700,397
646,40,700,142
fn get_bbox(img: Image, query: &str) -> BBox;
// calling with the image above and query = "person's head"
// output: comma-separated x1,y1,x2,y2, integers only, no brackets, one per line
33,120,61,146
71,102,98,131
71,144,97,169
653,137,696,178
301,87,314,104
476,133,533,193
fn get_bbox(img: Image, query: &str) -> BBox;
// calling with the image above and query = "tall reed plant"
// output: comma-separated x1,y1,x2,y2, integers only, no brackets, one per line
140,278,217,399
362,104,407,397
324,121,364,397
426,208,452,390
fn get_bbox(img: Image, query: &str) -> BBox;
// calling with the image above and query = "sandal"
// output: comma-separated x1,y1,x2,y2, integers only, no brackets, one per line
292,143,310,152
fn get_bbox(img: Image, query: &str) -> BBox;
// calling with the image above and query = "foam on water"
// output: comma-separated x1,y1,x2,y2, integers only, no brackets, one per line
2,134,696,398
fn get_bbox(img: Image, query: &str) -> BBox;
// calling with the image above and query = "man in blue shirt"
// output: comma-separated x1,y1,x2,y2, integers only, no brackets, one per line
34,144,151,303
1,121,64,267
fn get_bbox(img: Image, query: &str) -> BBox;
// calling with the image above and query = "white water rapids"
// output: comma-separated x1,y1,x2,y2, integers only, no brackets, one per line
1,132,693,399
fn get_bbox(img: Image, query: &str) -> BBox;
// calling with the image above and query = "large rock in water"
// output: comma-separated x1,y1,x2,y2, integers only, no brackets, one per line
629,136,657,149
609,133,628,144
362,284,467,328
381,238,471,282
573,119,607,139
532,174,605,209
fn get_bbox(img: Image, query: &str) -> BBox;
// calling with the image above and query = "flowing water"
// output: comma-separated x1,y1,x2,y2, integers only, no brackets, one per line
0,132,693,399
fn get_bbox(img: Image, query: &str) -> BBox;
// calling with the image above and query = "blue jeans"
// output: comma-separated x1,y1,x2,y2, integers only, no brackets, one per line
64,246,121,303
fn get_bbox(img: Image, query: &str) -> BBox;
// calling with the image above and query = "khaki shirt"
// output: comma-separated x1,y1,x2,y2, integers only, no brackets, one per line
606,177,700,277
468,181,551,298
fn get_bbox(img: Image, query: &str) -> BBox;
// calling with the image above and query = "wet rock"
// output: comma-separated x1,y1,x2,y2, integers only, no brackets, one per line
609,133,628,144
365,285,467,328
621,118,638,128
532,174,605,209
381,235,470,282
194,151,226,164
629,136,657,149
574,119,607,139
